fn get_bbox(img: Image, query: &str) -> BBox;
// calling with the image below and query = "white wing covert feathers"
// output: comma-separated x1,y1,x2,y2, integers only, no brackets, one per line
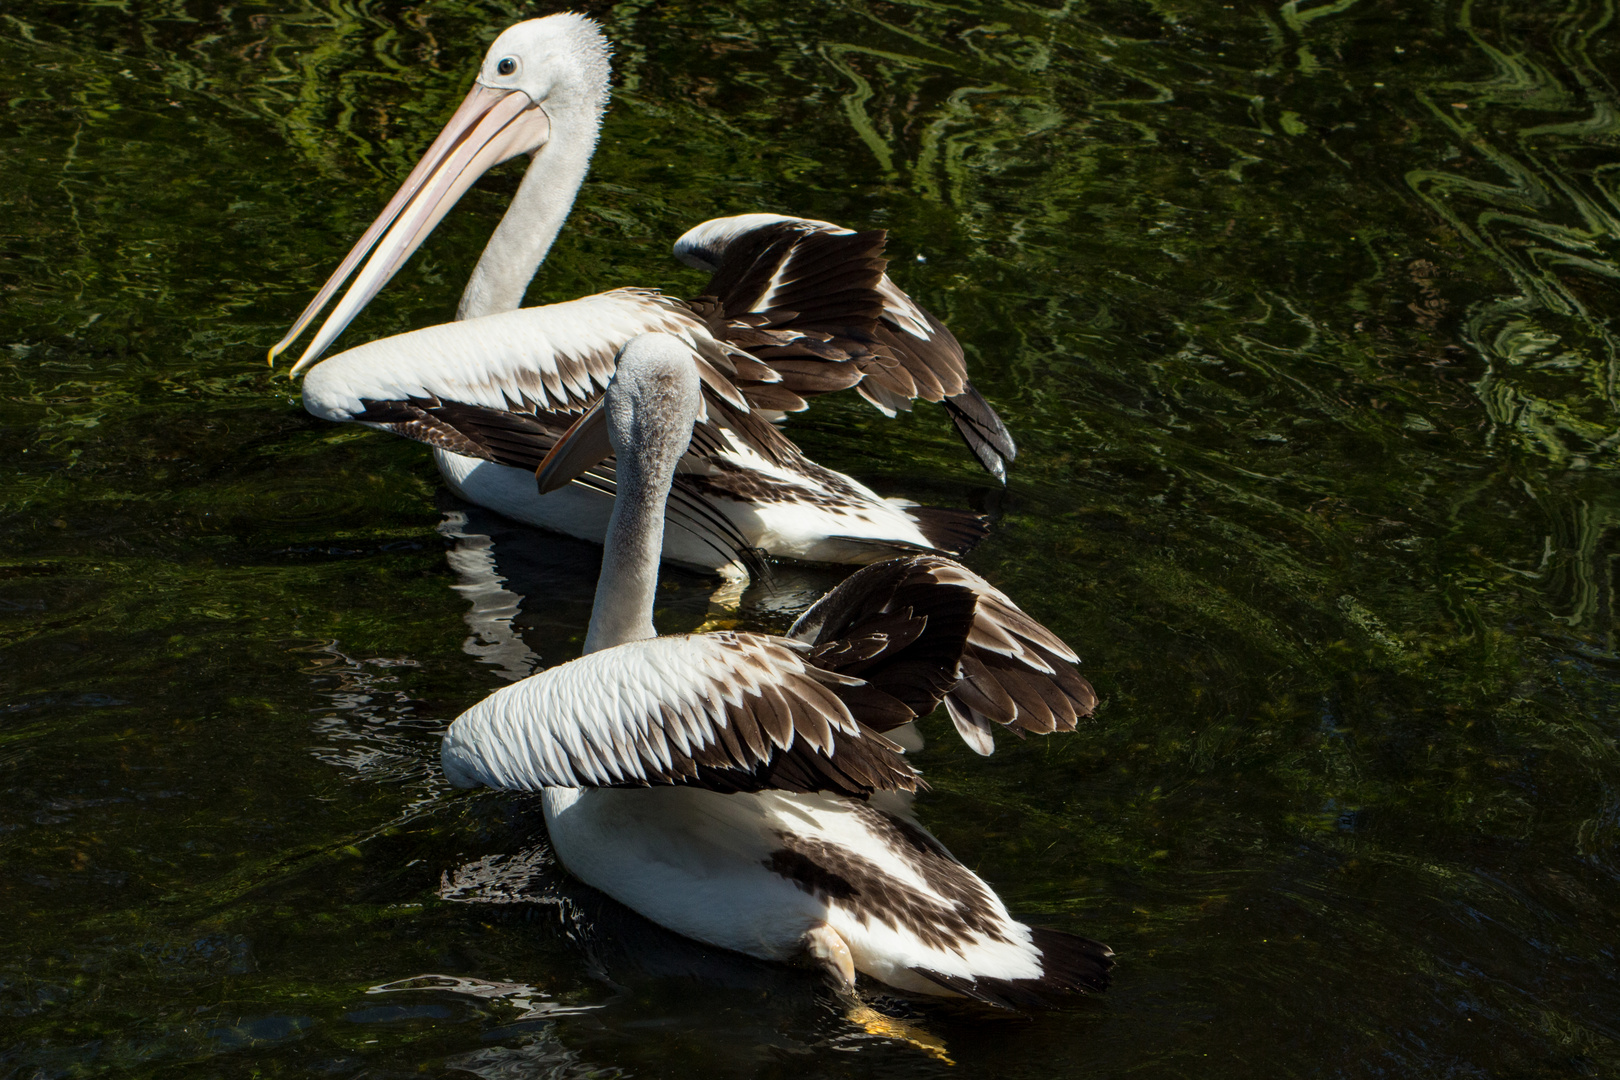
442,632,921,798
442,553,1094,802
441,556,1010,798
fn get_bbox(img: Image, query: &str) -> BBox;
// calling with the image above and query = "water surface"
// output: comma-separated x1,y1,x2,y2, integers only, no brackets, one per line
2,0,1618,1076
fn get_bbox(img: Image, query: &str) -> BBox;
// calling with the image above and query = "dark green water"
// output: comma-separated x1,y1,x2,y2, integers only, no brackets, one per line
3,0,1618,1075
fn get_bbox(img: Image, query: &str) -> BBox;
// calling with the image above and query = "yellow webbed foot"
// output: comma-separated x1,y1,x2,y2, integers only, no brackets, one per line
846,1005,953,1064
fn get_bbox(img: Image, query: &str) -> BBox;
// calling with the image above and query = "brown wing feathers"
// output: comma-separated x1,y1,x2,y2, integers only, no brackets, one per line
942,382,1018,483
797,557,979,722
867,313,1018,483
621,562,998,799
688,229,892,413
354,397,576,469
703,222,890,326
693,220,1018,482
629,638,919,798
351,397,501,460
692,224,901,411
934,564,1098,754
791,555,1097,755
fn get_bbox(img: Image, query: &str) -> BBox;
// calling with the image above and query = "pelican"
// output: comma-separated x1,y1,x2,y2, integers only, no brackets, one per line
268,15,1016,577
441,335,1109,1006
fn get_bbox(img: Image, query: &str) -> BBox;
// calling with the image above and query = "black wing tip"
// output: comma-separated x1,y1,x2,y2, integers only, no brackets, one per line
1029,926,1115,995
911,928,1114,1010
942,384,1017,484
904,505,990,557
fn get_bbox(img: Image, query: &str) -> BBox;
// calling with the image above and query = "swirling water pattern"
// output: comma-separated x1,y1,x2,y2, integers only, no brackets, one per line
1,0,1617,1076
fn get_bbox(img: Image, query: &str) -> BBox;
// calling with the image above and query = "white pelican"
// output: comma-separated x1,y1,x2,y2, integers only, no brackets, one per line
268,15,1016,577
441,335,1108,1006
294,288,986,578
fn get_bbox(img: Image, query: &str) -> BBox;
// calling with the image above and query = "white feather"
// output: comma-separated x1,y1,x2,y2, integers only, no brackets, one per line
301,290,689,422
440,633,823,791
541,785,1050,994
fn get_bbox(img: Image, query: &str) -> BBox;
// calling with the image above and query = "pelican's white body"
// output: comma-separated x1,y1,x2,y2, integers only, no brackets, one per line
541,786,1044,995
299,295,952,580
434,444,940,580
434,335,1073,998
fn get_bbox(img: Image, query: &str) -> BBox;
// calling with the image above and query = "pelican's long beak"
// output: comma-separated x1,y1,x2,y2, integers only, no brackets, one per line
270,83,551,376
535,402,613,493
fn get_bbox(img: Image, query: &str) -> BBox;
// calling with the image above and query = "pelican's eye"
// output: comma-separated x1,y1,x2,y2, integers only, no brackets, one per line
497,57,517,77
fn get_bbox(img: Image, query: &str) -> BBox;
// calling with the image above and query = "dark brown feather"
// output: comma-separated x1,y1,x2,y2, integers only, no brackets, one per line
911,927,1113,1009
792,557,979,723
792,556,1098,753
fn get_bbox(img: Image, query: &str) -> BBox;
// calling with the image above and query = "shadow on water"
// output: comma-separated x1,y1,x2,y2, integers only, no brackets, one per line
2,0,1619,1076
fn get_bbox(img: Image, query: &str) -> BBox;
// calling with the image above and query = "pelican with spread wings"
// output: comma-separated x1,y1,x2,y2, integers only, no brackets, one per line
441,335,1106,1005
270,15,1016,579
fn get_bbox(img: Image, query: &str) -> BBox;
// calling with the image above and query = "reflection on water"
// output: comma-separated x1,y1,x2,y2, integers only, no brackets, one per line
2,0,1619,1075
445,1033,622,1080
366,973,600,1021
439,509,548,684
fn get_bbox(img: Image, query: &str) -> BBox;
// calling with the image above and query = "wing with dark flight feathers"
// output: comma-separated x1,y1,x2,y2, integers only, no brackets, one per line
678,214,1019,481
441,565,996,798
929,560,1098,755
441,632,922,798
788,556,980,722
789,555,1096,755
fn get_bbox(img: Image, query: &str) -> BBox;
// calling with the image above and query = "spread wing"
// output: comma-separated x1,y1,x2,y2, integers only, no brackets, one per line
787,555,979,721
676,214,1018,480
935,562,1097,754
440,632,920,798
790,555,1096,755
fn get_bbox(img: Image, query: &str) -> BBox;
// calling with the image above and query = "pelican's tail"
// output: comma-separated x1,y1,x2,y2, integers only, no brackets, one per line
911,927,1114,1010
901,504,989,557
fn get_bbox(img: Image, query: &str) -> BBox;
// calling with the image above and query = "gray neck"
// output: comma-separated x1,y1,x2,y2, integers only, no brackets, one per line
457,102,602,320
582,452,666,654
580,341,702,655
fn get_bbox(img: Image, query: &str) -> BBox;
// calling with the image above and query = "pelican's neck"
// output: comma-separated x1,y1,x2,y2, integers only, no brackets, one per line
457,98,604,320
581,347,700,655
581,449,667,654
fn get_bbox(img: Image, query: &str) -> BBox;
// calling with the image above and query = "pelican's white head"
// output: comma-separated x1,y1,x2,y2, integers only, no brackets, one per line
532,333,702,500
602,334,703,473
477,14,612,124
272,14,614,374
